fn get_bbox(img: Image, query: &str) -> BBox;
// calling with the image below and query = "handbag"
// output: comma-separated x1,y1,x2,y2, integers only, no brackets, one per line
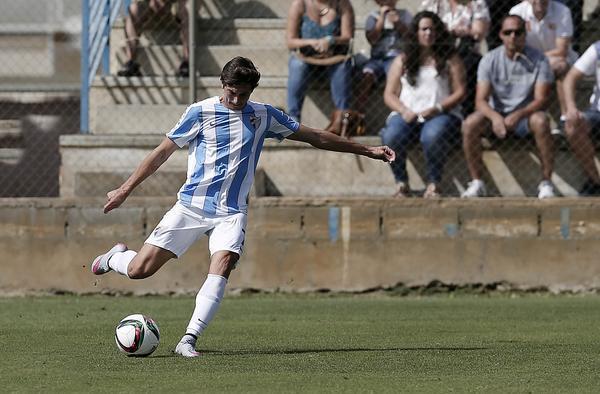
325,109,366,138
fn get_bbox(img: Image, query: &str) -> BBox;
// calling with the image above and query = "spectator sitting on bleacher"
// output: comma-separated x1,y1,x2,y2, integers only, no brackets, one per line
461,15,555,199
286,0,355,122
380,11,466,198
354,0,412,116
563,41,600,196
117,0,189,78
419,0,490,115
510,0,578,132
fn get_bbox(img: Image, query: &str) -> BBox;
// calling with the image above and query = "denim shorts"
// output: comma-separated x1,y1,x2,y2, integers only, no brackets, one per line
584,109,600,134
494,114,529,138
512,117,530,138
362,57,396,81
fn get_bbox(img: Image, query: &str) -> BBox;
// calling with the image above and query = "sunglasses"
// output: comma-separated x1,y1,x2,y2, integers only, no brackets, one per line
501,28,525,37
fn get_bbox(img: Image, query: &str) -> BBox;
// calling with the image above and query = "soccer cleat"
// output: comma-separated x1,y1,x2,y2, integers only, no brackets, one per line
91,243,127,275
537,180,556,199
174,341,200,358
461,179,487,198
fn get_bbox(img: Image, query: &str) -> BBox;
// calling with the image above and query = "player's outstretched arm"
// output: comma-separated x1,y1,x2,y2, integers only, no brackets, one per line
286,125,395,163
104,138,178,213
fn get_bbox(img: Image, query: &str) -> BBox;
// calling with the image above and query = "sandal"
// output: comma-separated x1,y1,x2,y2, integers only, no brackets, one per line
177,60,189,78
394,182,410,198
117,60,142,77
423,183,441,198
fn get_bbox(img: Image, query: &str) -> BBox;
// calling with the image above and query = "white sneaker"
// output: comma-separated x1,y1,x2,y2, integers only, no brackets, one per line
537,180,555,199
175,341,200,358
91,243,127,275
461,179,487,198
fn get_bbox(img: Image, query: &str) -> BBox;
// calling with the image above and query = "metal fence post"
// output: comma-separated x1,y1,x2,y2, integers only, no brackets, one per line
102,0,111,74
189,0,197,104
80,0,90,134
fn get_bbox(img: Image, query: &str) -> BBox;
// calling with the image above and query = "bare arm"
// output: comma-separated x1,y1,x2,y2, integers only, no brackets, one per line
103,137,179,213
475,80,508,138
470,19,489,42
418,55,466,119
508,82,552,121
286,125,395,162
475,80,498,119
336,0,355,45
383,55,416,122
365,7,389,45
545,37,570,58
286,0,315,50
564,67,585,119
444,55,467,109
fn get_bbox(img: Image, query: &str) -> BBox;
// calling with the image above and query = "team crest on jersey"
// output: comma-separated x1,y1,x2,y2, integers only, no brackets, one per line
249,115,261,130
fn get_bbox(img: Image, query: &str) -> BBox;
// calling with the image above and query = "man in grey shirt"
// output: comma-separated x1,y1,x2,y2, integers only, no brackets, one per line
461,14,556,199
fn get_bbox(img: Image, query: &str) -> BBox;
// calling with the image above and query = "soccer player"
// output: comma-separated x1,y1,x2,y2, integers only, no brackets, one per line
90,57,395,358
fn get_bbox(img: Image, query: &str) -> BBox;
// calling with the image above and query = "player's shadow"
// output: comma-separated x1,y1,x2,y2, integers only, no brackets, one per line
202,346,487,356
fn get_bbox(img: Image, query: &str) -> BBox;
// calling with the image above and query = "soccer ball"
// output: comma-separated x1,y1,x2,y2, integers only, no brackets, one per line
114,314,160,357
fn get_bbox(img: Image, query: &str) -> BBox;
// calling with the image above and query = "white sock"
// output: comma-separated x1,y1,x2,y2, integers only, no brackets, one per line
108,250,136,278
185,274,227,337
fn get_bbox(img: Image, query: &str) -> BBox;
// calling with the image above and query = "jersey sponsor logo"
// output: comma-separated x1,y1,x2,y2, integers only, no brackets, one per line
249,115,261,130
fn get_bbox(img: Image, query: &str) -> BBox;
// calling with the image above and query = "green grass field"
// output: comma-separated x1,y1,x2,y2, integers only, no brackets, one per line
2,293,600,393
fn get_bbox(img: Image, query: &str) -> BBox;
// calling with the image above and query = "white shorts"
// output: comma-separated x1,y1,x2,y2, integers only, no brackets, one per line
145,201,247,258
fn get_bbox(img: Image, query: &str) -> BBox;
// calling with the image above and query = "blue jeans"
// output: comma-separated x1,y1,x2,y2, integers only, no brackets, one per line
380,113,461,184
287,54,351,121
362,56,396,81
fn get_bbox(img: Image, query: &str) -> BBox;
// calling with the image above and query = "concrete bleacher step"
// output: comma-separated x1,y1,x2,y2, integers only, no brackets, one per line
111,45,290,77
110,17,371,69
90,75,344,130
111,18,287,47
0,119,23,139
58,134,398,197
59,133,589,198
194,0,396,20
93,104,186,134
0,148,24,166
0,119,24,165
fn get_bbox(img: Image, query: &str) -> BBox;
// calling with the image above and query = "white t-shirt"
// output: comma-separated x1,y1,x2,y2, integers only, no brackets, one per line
573,42,600,111
509,0,577,61
166,96,299,215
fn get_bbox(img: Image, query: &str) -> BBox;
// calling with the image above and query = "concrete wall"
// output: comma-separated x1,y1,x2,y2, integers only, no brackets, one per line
2,197,600,295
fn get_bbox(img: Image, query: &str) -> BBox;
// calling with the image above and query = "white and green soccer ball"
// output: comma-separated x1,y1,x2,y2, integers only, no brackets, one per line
115,314,160,357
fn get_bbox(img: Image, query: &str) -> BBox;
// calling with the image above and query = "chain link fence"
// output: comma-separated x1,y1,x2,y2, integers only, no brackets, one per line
2,0,600,198
0,0,80,197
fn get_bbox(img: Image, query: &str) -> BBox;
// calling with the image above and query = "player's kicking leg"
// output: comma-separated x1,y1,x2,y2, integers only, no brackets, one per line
91,243,128,275
91,243,175,278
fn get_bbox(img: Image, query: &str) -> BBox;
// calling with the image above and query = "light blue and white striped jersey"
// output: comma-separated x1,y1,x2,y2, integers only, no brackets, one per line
166,96,300,215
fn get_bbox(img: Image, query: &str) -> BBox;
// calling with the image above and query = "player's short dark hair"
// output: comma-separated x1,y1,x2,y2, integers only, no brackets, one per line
500,14,526,31
220,57,260,89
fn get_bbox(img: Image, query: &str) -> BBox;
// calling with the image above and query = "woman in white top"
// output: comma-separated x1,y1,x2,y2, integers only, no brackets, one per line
381,11,466,198
420,0,490,115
